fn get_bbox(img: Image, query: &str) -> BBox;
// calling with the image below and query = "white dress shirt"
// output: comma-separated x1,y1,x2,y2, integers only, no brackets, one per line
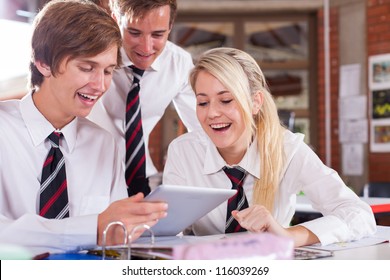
163,129,376,246
89,41,201,178
0,93,127,255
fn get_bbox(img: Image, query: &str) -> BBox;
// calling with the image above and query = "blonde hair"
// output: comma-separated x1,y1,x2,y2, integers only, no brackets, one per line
189,47,285,212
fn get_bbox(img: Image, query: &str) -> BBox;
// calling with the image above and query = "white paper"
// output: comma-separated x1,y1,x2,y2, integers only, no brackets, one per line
305,226,390,251
339,95,367,120
339,119,368,143
339,64,361,97
342,143,364,175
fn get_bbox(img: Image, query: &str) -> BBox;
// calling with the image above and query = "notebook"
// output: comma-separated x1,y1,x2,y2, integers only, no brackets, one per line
141,184,236,237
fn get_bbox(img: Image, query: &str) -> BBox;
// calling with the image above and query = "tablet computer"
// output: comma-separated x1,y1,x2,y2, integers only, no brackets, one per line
142,184,236,237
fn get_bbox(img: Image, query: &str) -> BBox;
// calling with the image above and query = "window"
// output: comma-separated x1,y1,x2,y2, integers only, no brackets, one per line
169,12,317,147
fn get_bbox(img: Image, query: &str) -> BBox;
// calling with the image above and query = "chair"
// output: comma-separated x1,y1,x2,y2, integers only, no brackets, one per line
278,109,295,131
361,182,390,198
360,182,390,226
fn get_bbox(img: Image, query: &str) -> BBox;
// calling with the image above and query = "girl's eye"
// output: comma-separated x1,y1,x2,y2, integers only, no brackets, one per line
222,99,233,104
197,102,208,107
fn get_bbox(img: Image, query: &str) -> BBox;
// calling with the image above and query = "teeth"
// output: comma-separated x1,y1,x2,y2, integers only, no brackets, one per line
210,123,230,129
79,93,97,100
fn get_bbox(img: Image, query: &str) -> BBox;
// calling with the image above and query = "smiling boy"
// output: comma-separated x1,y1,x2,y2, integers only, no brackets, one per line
89,0,200,196
0,0,167,256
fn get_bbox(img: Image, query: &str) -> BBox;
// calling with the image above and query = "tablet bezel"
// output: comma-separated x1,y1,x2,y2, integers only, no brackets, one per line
142,184,236,236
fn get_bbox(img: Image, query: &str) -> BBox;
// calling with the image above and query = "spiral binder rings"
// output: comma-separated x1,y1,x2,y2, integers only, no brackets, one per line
87,221,162,260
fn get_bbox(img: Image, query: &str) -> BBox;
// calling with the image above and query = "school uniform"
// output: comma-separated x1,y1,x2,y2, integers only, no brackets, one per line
89,42,201,178
163,129,376,246
0,93,127,255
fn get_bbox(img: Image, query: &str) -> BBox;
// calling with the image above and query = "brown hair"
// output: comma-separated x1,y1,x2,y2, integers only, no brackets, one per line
89,0,111,14
110,0,177,28
29,0,122,90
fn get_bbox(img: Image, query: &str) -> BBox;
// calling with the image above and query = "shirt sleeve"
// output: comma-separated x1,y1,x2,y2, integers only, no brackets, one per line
109,139,128,202
162,138,188,186
171,53,201,133
0,125,127,256
286,140,377,245
0,213,98,256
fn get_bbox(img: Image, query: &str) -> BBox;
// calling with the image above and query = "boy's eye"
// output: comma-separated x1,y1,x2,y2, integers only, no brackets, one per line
80,67,92,72
152,33,164,38
128,31,140,36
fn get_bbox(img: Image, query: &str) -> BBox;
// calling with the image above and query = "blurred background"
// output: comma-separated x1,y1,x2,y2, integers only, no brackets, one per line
1,0,389,196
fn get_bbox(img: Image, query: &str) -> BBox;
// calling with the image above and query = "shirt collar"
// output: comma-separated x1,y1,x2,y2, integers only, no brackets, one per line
203,134,261,179
120,47,162,72
20,92,78,153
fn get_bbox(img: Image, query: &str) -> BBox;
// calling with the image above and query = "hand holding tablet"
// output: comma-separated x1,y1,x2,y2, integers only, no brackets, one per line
142,185,236,236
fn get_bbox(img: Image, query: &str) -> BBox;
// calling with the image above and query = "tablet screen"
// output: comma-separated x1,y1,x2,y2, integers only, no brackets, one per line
142,184,236,236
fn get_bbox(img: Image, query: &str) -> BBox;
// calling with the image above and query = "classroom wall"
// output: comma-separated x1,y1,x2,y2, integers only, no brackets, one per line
315,0,390,187
366,0,390,182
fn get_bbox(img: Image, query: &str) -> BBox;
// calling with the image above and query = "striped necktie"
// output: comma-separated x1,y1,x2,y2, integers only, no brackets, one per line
39,131,69,219
125,66,150,197
223,166,248,233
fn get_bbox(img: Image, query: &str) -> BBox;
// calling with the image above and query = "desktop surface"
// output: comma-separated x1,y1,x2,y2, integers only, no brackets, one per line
318,242,390,260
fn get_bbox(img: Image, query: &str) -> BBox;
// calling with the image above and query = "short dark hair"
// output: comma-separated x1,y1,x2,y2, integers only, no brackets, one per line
29,0,122,90
110,0,177,28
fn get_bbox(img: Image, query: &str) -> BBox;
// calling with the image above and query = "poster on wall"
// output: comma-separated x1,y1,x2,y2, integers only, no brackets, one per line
369,54,390,152
370,119,390,152
369,54,390,91
371,89,390,119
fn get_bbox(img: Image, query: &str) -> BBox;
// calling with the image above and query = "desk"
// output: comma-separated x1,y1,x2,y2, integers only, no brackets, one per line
321,242,390,260
295,195,390,215
29,226,390,260
41,240,390,260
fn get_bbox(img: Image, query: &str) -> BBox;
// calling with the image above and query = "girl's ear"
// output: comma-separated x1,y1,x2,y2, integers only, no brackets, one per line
35,61,51,77
252,92,263,115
